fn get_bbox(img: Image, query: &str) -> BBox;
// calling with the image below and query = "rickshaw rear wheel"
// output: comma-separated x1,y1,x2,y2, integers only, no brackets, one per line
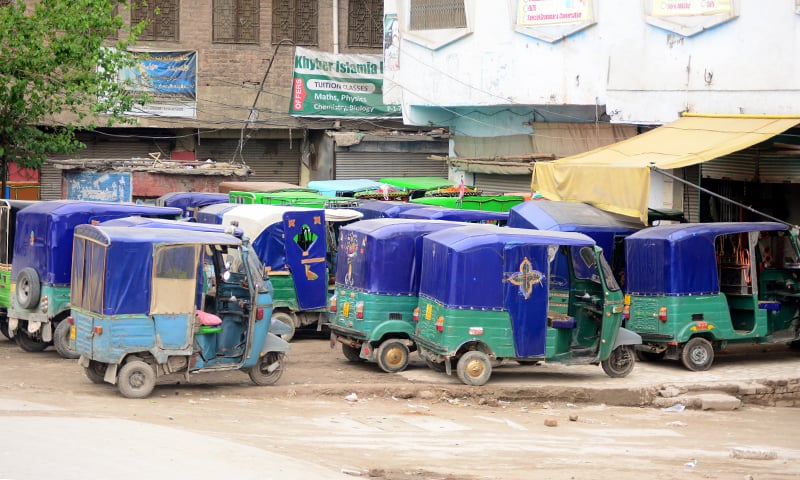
601,345,635,378
84,361,108,384
456,351,492,386
54,320,79,359
15,329,48,352
248,352,285,386
341,343,364,362
376,340,410,373
272,311,296,343
681,337,714,371
117,360,156,399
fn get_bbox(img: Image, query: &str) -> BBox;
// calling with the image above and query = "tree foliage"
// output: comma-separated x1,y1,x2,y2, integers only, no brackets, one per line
0,0,144,170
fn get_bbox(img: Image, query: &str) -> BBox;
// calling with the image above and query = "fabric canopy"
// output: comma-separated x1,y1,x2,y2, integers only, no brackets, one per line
532,114,800,224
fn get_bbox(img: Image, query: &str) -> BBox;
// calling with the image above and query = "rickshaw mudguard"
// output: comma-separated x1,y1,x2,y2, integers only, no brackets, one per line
612,327,642,349
261,332,290,353
269,317,293,336
366,319,416,342
283,210,328,310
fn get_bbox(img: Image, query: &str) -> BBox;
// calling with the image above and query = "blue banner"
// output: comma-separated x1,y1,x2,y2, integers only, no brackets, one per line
119,51,197,118
66,172,132,203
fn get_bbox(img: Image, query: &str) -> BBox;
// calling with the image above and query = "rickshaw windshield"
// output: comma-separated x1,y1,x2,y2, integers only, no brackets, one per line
245,249,269,292
572,246,620,292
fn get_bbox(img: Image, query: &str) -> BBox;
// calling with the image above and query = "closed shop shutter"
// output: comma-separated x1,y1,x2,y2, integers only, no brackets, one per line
335,152,447,179
701,153,756,181
198,139,300,184
473,174,533,194
681,165,701,222
39,163,63,200
759,154,800,183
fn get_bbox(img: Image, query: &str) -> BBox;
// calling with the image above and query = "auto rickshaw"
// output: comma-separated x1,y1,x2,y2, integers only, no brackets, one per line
397,206,509,225
7,200,183,358
155,192,229,220
71,224,289,399
409,194,525,212
379,177,479,200
412,224,640,386
326,219,462,372
199,204,363,341
307,179,406,200
0,200,37,339
624,222,800,371
353,200,428,220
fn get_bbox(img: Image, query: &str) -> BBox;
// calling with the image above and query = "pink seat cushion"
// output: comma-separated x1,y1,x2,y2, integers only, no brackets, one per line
196,310,223,326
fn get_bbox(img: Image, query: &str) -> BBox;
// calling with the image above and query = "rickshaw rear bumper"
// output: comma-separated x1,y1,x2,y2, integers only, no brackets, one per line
327,324,368,341
412,335,449,357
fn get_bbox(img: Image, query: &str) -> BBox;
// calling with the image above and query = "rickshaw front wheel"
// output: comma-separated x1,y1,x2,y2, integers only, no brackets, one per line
376,340,410,373
84,361,108,384
248,352,285,386
681,337,714,371
601,345,635,378
117,360,156,399
456,351,492,386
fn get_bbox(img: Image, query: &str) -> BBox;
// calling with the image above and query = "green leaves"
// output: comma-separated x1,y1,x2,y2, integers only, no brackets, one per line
0,0,144,168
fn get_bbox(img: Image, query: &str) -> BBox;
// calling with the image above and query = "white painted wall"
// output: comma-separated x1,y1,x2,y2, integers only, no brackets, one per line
387,0,800,125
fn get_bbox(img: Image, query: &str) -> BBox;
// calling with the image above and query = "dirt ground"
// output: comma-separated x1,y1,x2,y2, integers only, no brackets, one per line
1,328,799,480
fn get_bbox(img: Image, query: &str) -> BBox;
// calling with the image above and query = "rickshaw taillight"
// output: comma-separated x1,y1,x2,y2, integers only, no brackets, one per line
329,295,337,313
622,305,630,320
355,301,364,319
40,296,49,313
435,316,444,333
93,326,103,335
256,308,264,320
413,307,419,322
658,307,668,322
67,316,74,325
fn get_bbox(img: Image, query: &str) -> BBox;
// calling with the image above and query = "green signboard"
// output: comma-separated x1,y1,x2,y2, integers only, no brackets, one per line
290,47,401,119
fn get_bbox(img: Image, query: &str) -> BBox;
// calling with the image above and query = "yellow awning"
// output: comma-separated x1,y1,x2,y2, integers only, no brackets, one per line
532,114,800,224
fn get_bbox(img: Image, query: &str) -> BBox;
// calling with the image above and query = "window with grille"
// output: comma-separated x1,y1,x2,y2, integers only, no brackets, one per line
131,0,180,42
0,0,12,7
213,0,260,43
272,0,318,46
347,0,382,48
410,0,466,30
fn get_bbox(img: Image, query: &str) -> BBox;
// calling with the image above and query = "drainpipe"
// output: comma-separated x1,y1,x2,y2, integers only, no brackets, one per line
333,0,339,54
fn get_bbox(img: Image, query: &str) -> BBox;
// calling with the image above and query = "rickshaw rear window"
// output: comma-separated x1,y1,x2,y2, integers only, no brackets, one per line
71,237,106,313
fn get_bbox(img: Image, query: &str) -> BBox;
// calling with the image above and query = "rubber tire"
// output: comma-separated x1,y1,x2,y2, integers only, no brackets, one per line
16,267,40,309
248,352,285,386
15,328,48,352
0,318,9,339
341,343,364,362
601,345,636,378
272,311,296,343
376,339,410,373
636,350,666,362
424,357,446,372
84,361,108,384
117,360,156,399
53,320,79,359
789,340,800,352
681,337,714,371
456,350,493,386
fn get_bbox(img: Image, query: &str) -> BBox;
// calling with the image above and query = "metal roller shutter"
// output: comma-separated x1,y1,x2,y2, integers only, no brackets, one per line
759,154,800,183
39,163,63,200
473,174,533,195
701,153,756,181
198,139,300,184
335,152,447,179
681,164,701,222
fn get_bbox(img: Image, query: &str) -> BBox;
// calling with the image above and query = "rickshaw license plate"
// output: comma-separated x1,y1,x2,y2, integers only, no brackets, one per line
69,325,76,340
342,302,350,317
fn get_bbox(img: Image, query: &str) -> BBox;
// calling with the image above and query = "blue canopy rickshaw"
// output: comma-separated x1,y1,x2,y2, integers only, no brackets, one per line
155,192,229,220
196,202,239,225
397,206,509,225
353,200,428,220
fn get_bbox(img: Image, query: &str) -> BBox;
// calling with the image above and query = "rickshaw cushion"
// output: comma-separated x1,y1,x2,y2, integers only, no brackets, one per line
758,301,781,311
548,313,576,329
196,310,223,326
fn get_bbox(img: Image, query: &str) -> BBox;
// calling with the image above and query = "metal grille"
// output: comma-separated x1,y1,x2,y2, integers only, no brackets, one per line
39,163,63,200
409,0,466,30
197,139,301,184
681,165,701,223
213,0,260,44
272,0,318,45
347,0,382,47
335,152,447,179
474,174,532,195
131,0,179,41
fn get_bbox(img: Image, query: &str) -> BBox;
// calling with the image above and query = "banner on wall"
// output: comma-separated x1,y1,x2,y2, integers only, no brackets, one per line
517,0,593,26
651,0,732,17
66,172,132,203
290,47,401,119
118,51,197,118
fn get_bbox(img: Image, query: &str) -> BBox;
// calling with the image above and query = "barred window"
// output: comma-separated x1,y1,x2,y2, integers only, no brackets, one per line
213,0,260,44
131,0,180,42
272,0,318,46
410,0,466,30
347,0,382,48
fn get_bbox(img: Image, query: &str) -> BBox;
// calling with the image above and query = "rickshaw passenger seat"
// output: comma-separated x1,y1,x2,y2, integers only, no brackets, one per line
196,310,223,326
548,312,576,329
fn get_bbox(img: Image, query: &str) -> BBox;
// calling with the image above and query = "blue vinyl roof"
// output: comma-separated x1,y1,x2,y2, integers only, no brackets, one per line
397,206,509,223
307,179,384,197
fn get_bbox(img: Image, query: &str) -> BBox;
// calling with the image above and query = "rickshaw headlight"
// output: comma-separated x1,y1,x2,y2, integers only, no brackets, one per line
40,296,48,314
355,301,364,319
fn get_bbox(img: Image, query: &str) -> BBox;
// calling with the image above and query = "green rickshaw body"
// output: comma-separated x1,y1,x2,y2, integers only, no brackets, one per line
326,219,462,372
229,190,360,208
412,225,637,386
625,222,800,370
410,195,525,212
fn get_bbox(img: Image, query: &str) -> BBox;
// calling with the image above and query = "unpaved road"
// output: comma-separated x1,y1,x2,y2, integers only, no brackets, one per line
1,330,799,480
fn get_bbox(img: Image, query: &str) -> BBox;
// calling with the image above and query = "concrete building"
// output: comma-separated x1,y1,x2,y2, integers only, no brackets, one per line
36,0,447,201
385,0,800,225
